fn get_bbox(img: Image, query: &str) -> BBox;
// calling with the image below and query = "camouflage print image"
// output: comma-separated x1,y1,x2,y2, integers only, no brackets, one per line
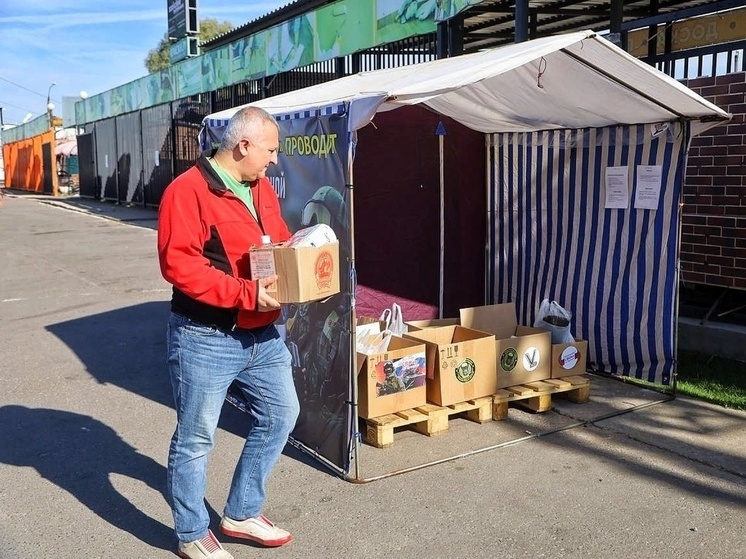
110,88,126,115
435,0,477,21
315,0,376,61
375,354,426,397
376,0,437,44
284,295,351,418
230,33,268,82
267,14,316,73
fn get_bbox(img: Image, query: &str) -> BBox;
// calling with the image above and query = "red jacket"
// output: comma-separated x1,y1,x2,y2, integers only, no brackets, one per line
157,153,291,330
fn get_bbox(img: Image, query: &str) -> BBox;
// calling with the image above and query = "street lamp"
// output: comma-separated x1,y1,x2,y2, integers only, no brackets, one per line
77,91,89,133
46,82,57,129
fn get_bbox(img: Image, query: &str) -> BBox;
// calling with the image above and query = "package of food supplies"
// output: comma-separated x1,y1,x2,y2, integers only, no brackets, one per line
248,224,340,304
283,223,337,248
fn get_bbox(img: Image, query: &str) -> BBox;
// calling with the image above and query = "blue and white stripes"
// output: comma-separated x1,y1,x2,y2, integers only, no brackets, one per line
202,103,349,152
489,122,687,384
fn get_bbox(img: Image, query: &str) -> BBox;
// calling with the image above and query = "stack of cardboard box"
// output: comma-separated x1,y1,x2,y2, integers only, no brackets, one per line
356,303,588,420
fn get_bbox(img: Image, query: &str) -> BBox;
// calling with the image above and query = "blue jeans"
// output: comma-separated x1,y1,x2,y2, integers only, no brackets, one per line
165,312,299,543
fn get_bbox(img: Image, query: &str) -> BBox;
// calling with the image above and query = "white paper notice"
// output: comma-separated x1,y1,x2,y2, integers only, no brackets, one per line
634,165,662,210
605,166,629,209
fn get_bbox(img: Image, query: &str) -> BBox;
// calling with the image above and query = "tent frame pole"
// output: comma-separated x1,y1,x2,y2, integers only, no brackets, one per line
439,132,445,318
485,134,494,305
672,119,691,395
346,132,362,481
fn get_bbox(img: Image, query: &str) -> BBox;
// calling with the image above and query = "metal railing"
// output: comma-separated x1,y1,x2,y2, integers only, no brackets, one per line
643,40,746,79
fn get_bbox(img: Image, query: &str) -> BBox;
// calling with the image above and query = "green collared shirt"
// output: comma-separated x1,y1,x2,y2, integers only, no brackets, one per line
208,158,258,221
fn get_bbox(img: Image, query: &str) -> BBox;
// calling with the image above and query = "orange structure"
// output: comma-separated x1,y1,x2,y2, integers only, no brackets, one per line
2,130,58,195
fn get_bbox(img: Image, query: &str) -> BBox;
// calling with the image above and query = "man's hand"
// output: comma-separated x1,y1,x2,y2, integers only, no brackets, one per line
257,275,281,311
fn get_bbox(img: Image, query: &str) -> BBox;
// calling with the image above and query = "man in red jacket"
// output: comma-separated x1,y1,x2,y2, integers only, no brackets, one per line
158,106,299,559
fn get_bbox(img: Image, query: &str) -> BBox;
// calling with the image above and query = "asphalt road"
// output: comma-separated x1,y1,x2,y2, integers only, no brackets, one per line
1,193,745,559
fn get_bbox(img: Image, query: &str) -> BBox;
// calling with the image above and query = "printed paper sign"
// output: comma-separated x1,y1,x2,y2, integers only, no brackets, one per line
605,166,629,209
634,165,662,210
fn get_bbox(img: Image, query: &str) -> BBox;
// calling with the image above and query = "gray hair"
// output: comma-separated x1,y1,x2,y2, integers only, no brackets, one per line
218,106,279,152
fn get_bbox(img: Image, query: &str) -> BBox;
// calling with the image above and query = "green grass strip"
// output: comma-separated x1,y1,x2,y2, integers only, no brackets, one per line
675,350,746,410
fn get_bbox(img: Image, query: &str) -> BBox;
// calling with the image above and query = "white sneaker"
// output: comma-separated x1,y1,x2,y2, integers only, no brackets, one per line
220,514,292,547
178,530,234,559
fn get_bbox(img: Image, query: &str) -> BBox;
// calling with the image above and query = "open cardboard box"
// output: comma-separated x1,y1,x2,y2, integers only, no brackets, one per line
405,317,460,331
357,335,427,419
403,325,496,406
460,303,552,389
249,241,340,304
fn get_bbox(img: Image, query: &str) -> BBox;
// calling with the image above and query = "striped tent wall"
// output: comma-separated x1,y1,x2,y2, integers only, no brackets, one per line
489,122,689,385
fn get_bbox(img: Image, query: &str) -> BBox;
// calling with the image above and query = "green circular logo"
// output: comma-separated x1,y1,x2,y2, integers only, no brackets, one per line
454,358,476,383
500,348,518,372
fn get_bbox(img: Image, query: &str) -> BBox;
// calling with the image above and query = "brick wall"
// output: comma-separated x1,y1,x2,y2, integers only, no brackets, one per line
680,72,746,290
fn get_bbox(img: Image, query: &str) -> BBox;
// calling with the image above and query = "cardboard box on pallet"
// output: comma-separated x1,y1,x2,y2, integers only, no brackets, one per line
551,339,588,378
403,325,497,406
459,303,552,389
357,335,427,419
249,241,340,304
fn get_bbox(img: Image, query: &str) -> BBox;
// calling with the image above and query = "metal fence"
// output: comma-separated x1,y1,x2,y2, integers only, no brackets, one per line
644,40,746,79
77,35,438,206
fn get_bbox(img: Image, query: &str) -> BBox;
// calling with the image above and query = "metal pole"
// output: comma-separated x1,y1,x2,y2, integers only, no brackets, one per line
438,124,445,318
346,132,361,480
485,134,492,305
672,119,690,396
46,82,57,130
515,0,529,43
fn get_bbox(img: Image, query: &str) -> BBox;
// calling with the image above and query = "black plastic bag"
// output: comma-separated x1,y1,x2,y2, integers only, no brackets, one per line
534,299,575,344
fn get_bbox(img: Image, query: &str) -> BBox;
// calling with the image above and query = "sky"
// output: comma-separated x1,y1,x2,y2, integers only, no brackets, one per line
0,0,291,126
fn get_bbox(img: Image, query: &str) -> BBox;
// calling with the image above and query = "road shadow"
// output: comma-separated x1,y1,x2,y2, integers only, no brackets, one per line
0,405,174,552
46,301,174,409
45,301,334,477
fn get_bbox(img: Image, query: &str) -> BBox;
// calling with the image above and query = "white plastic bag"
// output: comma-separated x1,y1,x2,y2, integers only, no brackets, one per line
534,299,574,344
355,320,382,351
356,331,392,355
380,302,407,336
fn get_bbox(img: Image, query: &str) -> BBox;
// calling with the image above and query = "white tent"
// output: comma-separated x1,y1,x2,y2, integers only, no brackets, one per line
206,30,728,136
204,30,730,477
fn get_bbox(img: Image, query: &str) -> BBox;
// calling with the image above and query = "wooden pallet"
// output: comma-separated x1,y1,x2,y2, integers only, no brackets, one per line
363,396,493,448
492,375,590,420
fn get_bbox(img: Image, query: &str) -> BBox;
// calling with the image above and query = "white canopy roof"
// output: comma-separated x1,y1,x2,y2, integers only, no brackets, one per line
205,30,729,136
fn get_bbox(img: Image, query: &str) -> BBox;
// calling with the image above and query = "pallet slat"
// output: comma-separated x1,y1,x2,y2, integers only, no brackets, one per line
362,377,591,446
362,396,493,448
543,378,573,390
493,376,590,420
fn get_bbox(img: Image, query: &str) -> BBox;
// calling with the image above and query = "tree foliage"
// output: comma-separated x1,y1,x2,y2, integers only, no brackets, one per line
144,18,234,73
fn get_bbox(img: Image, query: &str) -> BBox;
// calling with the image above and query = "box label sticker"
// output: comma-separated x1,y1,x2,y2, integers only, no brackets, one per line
315,250,334,291
500,347,518,372
559,346,580,370
374,354,426,397
454,358,476,383
523,347,540,371
249,250,277,292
